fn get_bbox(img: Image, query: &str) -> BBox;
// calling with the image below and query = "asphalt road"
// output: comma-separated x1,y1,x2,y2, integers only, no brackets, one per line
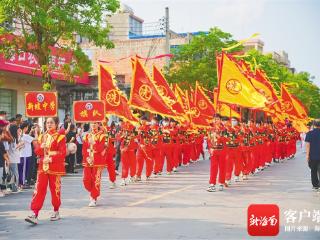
0,147,319,240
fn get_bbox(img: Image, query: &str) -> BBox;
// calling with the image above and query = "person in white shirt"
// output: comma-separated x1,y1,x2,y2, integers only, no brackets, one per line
4,122,23,192
19,122,35,187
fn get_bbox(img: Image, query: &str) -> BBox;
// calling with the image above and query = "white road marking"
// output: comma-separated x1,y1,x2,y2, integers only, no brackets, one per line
127,185,195,207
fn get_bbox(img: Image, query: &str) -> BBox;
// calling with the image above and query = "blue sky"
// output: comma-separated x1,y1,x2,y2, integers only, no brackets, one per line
122,0,320,86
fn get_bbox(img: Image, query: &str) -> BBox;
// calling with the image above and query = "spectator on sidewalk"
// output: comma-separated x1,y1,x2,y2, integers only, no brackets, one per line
305,120,320,191
4,123,24,192
76,123,83,166
65,124,77,173
0,126,10,197
18,122,35,188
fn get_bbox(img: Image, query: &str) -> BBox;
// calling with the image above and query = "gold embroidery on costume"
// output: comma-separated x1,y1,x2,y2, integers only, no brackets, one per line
95,167,102,190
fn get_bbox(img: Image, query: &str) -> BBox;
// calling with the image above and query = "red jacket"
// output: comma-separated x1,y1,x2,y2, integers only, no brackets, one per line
82,131,106,167
34,130,66,175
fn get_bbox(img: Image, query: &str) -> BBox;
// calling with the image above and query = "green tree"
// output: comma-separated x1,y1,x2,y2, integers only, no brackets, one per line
165,27,242,90
0,0,119,90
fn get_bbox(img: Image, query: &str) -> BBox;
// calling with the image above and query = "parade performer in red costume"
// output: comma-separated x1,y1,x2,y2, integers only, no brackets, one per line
136,116,153,181
149,117,162,175
159,118,174,174
120,121,138,185
25,117,66,225
102,121,117,189
82,122,106,207
207,115,228,192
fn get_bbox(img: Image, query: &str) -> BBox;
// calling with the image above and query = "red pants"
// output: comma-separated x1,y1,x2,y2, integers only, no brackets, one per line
83,167,103,200
276,142,286,159
173,143,182,168
209,149,226,185
190,143,197,161
182,143,191,165
196,143,204,160
234,148,244,177
105,155,116,183
242,147,251,175
265,142,272,163
151,146,163,174
31,172,61,216
249,146,257,172
225,148,235,181
121,149,136,178
253,145,260,169
136,146,153,177
160,143,173,172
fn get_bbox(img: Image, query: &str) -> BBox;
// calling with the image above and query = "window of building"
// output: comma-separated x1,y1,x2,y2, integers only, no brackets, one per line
0,89,17,118
129,16,142,35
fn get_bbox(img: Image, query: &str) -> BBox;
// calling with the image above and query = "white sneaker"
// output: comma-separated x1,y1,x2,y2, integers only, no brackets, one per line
135,176,142,182
109,182,116,189
254,169,260,174
218,184,224,191
0,191,5,197
243,175,248,180
166,172,172,175
120,179,126,186
88,199,97,207
129,177,135,183
50,211,60,221
25,214,38,225
234,176,240,182
206,184,216,192
226,180,231,186
173,167,178,172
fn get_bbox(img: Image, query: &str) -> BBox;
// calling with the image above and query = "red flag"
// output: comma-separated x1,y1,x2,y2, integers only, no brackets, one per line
281,84,300,118
129,58,176,118
98,65,138,123
195,81,215,117
187,90,211,128
152,65,185,115
291,94,308,118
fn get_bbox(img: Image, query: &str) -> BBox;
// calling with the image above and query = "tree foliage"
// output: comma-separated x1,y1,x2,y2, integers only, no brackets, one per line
0,0,119,89
165,27,242,90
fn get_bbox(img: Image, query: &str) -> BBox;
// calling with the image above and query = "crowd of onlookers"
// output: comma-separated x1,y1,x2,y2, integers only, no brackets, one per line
0,111,37,197
0,111,118,197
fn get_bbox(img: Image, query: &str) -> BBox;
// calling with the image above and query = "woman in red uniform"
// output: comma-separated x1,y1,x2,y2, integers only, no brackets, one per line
120,122,138,185
82,122,106,207
25,117,66,225
207,116,228,192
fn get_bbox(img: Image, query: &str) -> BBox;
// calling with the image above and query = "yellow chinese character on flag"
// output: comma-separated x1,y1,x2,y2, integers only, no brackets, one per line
34,102,41,110
27,102,34,111
42,102,48,111
93,110,102,117
50,101,56,111
80,110,88,118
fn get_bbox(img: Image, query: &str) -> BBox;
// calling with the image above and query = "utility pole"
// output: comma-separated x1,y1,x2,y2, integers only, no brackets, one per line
165,7,170,68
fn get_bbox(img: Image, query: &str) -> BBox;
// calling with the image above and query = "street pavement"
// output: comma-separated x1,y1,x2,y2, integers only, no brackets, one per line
0,147,319,240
